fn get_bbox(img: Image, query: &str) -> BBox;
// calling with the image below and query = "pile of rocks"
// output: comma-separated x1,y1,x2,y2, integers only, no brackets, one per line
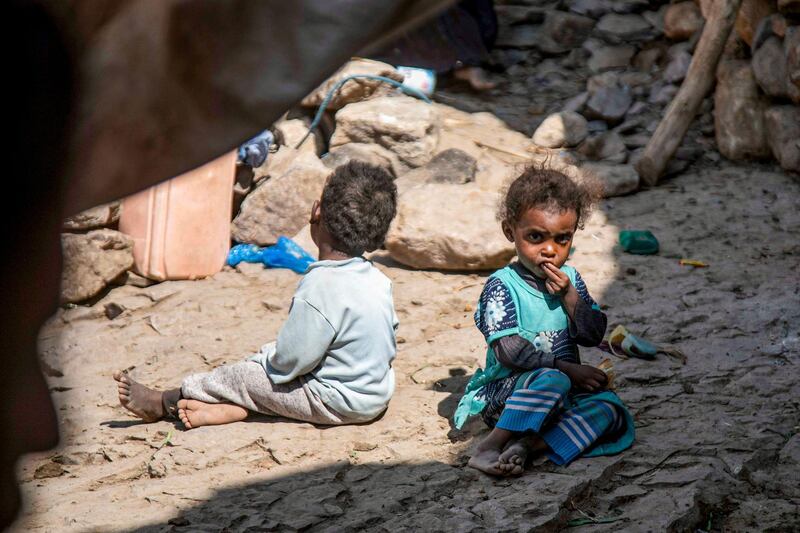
59,202,134,304
456,0,800,186
234,58,573,271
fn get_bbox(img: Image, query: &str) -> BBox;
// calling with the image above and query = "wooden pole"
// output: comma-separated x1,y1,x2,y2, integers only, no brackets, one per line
635,0,742,185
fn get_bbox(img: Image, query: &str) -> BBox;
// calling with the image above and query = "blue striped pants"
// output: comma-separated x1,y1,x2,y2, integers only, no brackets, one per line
495,368,623,465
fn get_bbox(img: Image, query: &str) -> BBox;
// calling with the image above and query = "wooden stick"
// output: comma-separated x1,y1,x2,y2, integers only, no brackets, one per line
635,0,742,185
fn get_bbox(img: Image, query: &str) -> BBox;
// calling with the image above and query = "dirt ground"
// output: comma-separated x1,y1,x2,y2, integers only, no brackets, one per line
12,159,800,531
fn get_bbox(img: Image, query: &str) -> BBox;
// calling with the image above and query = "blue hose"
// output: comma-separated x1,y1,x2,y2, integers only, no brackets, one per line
295,74,432,149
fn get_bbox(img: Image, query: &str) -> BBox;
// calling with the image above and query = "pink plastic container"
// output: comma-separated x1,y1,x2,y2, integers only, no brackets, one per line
119,151,235,281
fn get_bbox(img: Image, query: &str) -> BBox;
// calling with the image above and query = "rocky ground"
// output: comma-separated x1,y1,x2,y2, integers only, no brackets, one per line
16,0,800,530
14,161,800,532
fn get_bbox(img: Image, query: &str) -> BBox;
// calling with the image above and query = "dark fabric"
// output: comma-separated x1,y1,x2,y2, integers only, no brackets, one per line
373,0,496,72
161,388,183,419
53,0,456,215
570,296,608,346
493,334,556,372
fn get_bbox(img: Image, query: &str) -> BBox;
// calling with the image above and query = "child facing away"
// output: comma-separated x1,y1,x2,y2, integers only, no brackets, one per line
114,162,399,429
454,166,635,476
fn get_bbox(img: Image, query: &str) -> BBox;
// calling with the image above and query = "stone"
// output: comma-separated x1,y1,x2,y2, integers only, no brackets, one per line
578,131,628,163
765,105,800,172
786,26,800,99
778,0,800,13
300,58,404,111
563,91,589,113
322,143,400,177
395,149,477,193
587,71,622,94
231,154,331,245
494,5,545,25
663,51,692,83
663,2,704,41
580,162,640,196
495,24,539,48
752,36,790,97
596,14,653,43
714,60,770,160
532,111,589,148
584,86,632,124
649,83,679,104
633,47,664,72
642,6,667,34
569,0,614,18
330,96,440,168
63,201,121,231
779,433,800,464
752,14,787,51
385,184,515,270
60,229,134,304
588,44,637,72
611,0,650,14
587,120,609,133
537,11,596,55
273,117,321,157
736,0,776,47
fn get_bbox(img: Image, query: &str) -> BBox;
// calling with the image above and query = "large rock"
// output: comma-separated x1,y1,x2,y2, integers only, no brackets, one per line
395,149,476,193
330,96,440,168
584,86,633,124
663,2,704,41
273,117,321,157
587,44,637,72
61,229,134,304
714,60,771,160
63,201,121,231
578,131,628,163
231,154,331,245
532,111,589,148
580,162,640,197
300,58,404,111
321,143,400,177
765,105,800,172
537,11,595,55
596,14,653,43
385,184,515,270
752,36,791,97
736,0,776,46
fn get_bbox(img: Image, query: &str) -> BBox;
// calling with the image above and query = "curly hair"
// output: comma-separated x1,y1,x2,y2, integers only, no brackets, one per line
320,161,397,256
499,164,601,229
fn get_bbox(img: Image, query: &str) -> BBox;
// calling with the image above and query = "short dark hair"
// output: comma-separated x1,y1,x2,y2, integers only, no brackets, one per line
321,161,397,256
500,165,600,229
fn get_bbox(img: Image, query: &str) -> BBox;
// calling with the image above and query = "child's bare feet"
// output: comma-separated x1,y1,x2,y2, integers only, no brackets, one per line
498,435,548,474
467,448,505,476
113,371,164,422
467,427,521,476
177,399,248,429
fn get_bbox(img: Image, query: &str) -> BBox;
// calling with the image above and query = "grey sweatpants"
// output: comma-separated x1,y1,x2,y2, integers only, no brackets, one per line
181,361,347,425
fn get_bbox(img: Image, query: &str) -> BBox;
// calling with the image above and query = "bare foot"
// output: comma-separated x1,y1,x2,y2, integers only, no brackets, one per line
177,399,248,429
113,371,164,422
453,66,497,91
467,448,505,476
498,435,548,474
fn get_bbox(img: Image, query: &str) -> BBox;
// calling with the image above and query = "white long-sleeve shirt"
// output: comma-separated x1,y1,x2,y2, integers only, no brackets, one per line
250,257,398,421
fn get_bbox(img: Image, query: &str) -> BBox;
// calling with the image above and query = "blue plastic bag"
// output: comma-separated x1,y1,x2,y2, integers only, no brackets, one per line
237,130,273,168
227,237,316,274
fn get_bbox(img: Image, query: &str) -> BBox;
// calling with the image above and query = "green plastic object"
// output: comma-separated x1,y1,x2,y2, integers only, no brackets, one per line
619,230,659,255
